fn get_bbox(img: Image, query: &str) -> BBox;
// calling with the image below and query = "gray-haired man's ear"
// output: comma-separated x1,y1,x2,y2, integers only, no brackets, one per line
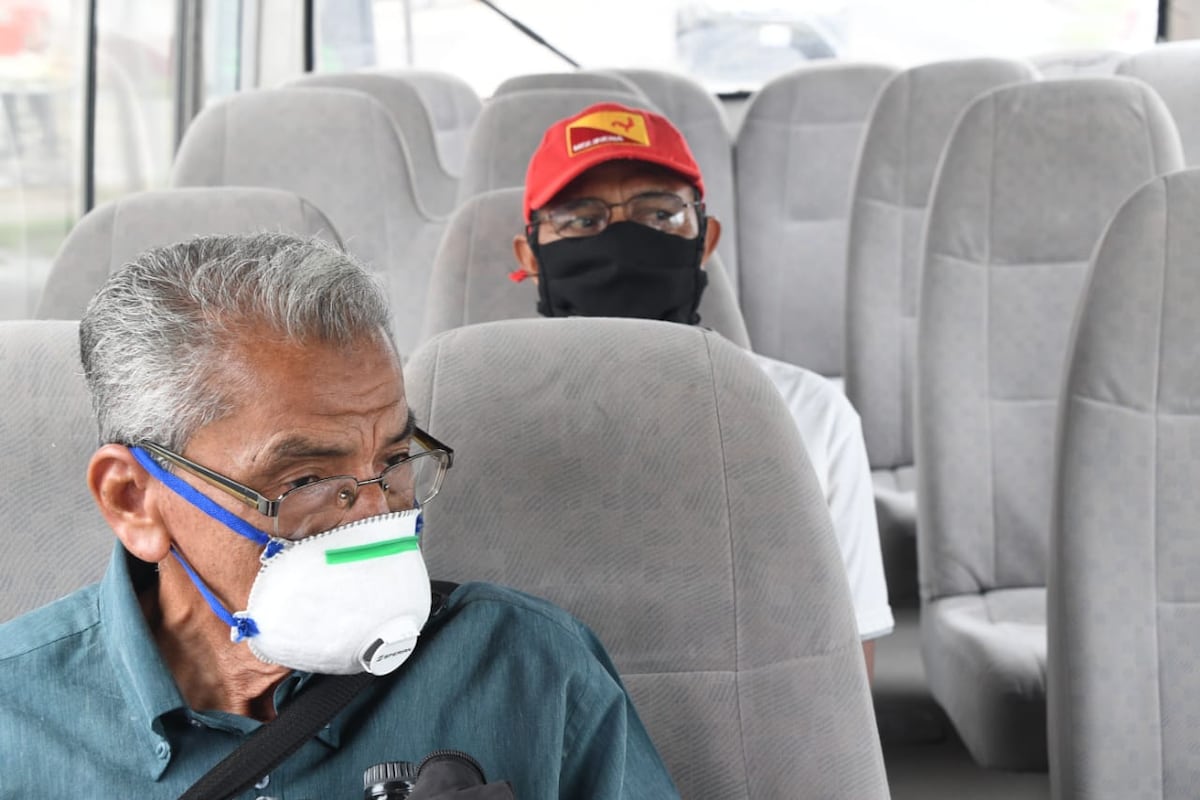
89,444,173,563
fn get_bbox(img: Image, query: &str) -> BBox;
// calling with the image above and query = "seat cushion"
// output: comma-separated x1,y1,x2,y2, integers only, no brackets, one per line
921,588,1047,769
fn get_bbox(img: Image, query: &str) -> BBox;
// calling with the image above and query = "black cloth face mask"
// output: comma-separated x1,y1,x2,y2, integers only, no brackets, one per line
530,221,708,324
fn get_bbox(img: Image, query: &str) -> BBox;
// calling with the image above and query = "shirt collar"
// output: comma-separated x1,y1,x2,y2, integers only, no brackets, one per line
98,544,356,778
99,544,188,780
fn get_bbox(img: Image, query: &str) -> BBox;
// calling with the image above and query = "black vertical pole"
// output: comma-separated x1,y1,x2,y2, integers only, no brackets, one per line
304,0,316,72
1158,0,1170,41
82,0,98,213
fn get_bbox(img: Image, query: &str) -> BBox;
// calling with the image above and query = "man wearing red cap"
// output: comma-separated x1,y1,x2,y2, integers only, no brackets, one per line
512,102,893,679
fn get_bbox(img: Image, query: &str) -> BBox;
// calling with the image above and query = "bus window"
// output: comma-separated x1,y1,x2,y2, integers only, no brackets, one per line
313,0,1159,96
0,0,86,320
204,0,241,102
93,0,174,206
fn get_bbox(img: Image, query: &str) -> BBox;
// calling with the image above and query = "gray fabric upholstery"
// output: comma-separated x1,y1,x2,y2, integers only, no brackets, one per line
455,88,650,203
1117,41,1200,165
735,61,897,376
921,589,1049,768
845,57,1037,473
1030,49,1123,78
1049,168,1200,799
286,71,471,215
917,77,1184,770
36,187,340,320
380,69,482,176
613,69,740,288
492,71,645,97
418,187,750,348
170,87,445,355
403,317,888,800
0,320,108,622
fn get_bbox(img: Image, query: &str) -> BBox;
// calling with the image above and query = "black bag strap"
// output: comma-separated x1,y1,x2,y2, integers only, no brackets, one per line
178,581,460,800
178,671,375,800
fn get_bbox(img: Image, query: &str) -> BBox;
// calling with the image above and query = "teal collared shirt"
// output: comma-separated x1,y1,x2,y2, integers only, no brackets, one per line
0,545,678,799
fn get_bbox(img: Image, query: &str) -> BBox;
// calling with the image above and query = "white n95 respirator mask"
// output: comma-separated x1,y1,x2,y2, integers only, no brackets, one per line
241,509,431,675
131,448,433,676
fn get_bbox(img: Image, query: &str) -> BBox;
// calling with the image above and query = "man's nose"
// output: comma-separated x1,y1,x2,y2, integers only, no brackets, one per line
608,203,630,224
345,480,391,522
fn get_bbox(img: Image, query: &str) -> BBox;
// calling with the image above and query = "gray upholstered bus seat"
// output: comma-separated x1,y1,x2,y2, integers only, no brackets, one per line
917,77,1183,770
36,187,339,320
455,87,652,202
0,320,108,622
613,68,740,287
1049,166,1200,799
171,87,445,355
419,186,750,349
735,61,896,378
403,317,888,800
1117,41,1200,165
379,68,482,176
844,57,1037,595
286,71,470,216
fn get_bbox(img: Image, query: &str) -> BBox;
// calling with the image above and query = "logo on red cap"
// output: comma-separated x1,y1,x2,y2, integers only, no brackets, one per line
565,110,650,156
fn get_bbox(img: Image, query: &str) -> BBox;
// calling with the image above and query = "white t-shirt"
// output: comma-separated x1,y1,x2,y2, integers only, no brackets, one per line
750,351,894,641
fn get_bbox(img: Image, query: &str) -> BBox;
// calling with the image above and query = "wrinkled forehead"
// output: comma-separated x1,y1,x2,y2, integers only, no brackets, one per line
551,159,699,204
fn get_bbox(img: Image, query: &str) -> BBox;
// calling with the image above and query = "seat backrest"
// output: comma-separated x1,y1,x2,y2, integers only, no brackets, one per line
492,70,645,97
455,87,652,203
380,69,482,177
36,187,340,320
0,320,109,622
845,57,1037,471
1048,166,1200,800
403,317,888,800
1117,41,1200,166
170,87,445,355
1030,48,1123,78
613,69,740,287
735,61,897,376
419,187,750,348
286,71,467,216
917,77,1183,602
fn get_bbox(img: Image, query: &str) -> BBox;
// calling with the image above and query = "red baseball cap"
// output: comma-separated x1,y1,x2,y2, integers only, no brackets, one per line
523,101,705,222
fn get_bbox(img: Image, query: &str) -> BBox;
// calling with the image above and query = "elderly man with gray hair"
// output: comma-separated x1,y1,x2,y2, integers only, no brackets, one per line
0,233,678,799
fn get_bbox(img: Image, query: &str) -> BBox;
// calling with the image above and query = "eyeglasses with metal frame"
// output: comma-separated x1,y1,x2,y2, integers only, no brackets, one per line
531,191,705,238
136,427,454,541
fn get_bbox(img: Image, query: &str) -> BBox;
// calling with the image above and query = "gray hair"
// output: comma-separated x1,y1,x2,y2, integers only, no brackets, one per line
80,232,394,451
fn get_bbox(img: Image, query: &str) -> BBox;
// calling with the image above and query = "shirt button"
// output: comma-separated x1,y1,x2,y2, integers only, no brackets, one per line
154,741,170,760
254,775,270,789
189,719,203,729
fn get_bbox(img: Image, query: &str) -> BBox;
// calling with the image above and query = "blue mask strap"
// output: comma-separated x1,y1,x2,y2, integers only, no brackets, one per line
129,446,279,556
168,546,260,641
129,445,272,642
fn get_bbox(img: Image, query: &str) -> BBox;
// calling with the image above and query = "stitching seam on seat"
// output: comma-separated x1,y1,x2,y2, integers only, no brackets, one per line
1153,174,1168,791
700,331,750,797
897,76,913,473
462,199,479,328
986,92,998,593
